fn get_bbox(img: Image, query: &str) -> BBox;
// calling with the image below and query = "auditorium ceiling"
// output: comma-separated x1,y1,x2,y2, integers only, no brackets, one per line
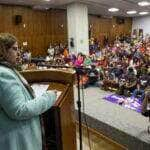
0,0,150,17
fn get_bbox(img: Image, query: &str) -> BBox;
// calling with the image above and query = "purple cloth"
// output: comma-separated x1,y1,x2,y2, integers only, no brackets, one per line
104,94,142,113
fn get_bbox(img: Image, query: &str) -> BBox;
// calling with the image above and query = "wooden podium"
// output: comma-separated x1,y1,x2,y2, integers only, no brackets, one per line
21,69,76,150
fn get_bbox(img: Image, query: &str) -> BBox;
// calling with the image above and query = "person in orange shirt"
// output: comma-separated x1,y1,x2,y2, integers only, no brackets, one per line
63,46,69,63
140,45,145,53
63,46,69,58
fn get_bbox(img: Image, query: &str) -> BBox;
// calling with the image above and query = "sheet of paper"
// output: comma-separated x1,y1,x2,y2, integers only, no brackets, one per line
31,84,62,99
56,91,62,99
31,84,49,97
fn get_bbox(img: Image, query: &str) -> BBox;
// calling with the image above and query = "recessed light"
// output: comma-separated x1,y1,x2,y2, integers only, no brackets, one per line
139,11,149,15
33,5,49,10
127,10,137,14
44,0,51,1
108,8,119,12
138,1,150,6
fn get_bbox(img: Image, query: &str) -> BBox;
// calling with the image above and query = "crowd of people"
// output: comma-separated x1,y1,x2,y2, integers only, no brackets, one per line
0,32,150,150
19,35,150,116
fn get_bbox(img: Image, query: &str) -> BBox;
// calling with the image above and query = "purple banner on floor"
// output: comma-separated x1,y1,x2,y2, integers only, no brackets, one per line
104,94,142,113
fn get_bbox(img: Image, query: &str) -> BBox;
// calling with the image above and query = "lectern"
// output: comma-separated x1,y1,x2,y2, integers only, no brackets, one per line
21,69,76,150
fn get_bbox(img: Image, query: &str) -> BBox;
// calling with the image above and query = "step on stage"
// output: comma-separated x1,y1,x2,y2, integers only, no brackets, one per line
74,87,150,150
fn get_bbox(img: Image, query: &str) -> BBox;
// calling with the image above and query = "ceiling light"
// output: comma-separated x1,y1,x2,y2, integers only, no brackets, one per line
33,5,49,10
127,10,137,14
139,11,149,15
108,8,119,12
44,0,51,1
138,1,150,6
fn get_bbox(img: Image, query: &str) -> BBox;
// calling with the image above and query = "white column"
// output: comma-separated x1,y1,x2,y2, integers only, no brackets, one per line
67,3,89,55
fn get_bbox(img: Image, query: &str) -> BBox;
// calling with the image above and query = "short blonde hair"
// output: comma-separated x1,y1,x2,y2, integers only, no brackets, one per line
0,33,17,61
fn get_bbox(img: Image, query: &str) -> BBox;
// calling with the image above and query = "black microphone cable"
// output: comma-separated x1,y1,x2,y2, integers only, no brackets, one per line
81,76,92,150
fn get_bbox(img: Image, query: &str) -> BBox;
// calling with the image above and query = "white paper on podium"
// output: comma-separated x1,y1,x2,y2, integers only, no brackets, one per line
31,84,62,99
56,91,61,99
31,84,49,97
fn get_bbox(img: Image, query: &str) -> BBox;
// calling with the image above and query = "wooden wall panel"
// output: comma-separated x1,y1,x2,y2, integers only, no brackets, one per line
89,15,132,46
110,17,132,43
89,15,112,46
0,5,132,56
0,5,67,56
50,9,67,44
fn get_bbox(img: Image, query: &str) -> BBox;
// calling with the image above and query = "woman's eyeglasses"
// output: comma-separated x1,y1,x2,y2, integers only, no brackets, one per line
11,46,18,51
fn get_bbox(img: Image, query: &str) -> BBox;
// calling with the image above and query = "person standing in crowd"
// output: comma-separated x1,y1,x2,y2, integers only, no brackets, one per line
47,43,55,60
142,89,150,117
0,33,57,150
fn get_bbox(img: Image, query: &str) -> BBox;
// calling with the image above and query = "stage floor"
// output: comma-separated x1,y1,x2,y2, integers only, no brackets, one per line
74,86,150,150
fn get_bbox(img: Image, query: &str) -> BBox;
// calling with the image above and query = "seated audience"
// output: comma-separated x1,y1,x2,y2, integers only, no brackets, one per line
74,53,84,67
118,73,137,96
131,72,150,101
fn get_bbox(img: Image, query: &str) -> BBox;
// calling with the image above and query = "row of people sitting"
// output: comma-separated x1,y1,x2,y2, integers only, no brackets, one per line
101,65,149,102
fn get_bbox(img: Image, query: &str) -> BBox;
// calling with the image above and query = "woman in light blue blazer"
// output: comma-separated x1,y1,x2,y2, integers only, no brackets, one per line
0,33,57,150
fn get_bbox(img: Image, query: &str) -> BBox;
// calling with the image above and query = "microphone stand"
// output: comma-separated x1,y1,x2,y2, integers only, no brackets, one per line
76,68,83,150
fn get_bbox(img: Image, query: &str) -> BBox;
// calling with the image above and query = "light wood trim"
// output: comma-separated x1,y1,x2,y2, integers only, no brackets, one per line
76,121,127,150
